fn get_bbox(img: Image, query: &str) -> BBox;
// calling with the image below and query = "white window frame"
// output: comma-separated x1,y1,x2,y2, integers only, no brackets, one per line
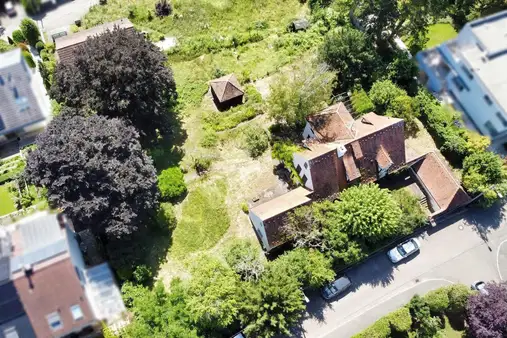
70,304,84,321
47,312,63,331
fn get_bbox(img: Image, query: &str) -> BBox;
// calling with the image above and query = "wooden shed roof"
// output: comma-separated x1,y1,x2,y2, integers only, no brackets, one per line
209,74,244,103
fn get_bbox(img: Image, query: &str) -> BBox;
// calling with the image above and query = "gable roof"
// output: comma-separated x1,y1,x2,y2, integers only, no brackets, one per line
249,187,312,221
209,74,244,103
411,152,471,213
306,102,354,142
55,18,134,64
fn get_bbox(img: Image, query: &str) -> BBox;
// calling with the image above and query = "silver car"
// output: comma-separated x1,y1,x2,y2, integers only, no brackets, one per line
321,275,352,300
387,238,421,263
471,281,489,295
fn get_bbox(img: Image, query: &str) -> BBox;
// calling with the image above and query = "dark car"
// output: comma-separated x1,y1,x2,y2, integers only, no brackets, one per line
321,275,352,300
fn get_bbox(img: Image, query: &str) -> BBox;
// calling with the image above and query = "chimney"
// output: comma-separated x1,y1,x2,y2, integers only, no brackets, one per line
361,117,373,125
24,264,34,289
336,143,347,157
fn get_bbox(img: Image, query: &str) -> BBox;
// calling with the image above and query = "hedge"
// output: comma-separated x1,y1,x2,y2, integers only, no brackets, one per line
352,317,391,338
386,306,412,332
424,287,450,314
158,167,187,200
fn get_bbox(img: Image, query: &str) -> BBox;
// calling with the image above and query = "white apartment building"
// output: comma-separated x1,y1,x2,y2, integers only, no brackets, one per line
416,11,507,148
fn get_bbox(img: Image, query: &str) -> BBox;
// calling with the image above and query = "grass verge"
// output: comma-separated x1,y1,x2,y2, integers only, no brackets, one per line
426,23,457,48
0,185,16,216
170,178,230,257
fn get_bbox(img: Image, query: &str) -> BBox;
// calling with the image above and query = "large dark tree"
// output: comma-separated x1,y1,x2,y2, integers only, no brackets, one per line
467,282,507,338
51,28,177,143
24,112,158,238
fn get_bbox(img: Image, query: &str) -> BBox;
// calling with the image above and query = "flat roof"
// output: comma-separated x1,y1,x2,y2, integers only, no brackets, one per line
249,187,312,221
0,48,22,69
55,18,133,50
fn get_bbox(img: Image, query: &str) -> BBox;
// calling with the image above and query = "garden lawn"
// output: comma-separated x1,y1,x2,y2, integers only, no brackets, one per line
170,178,229,257
441,315,465,338
0,185,15,216
426,23,457,48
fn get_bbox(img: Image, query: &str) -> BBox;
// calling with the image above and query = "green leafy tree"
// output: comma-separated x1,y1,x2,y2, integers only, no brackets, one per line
463,151,506,206
271,248,335,289
387,52,419,94
267,62,334,126
333,184,402,243
284,205,325,249
368,79,407,113
243,125,270,158
423,287,450,314
323,228,367,266
21,0,41,14
22,50,36,68
386,94,418,131
186,255,242,330
242,265,305,338
446,284,472,314
20,18,41,46
11,30,25,44
320,27,378,91
224,239,265,282
386,307,412,333
0,40,15,52
51,28,177,144
391,189,427,236
158,167,187,200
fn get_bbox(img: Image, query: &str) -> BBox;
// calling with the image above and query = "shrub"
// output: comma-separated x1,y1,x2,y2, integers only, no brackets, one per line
409,294,431,325
155,0,172,17
133,265,152,285
192,156,212,175
20,19,41,46
12,30,26,44
22,51,36,68
158,167,187,200
386,307,412,333
243,125,270,158
446,284,472,314
391,188,427,235
271,141,303,184
200,129,218,148
423,287,450,314
35,41,45,53
353,317,391,338
351,86,374,115
240,202,249,213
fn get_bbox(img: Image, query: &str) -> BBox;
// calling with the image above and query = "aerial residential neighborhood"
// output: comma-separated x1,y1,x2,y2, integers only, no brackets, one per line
1,0,507,337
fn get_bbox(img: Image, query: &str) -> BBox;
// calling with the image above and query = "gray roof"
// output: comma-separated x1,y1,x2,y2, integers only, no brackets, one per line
0,48,47,136
0,282,24,325
460,11,507,112
292,19,309,30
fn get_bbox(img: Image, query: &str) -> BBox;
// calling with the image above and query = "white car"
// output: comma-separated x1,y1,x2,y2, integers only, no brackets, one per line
387,238,421,263
5,1,16,17
471,281,489,295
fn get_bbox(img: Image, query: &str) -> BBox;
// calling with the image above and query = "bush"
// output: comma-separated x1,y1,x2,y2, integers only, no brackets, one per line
271,141,303,184
192,156,212,175
423,287,450,314
22,51,36,68
200,129,218,148
20,19,41,46
391,188,427,235
243,126,270,158
240,202,249,213
155,0,172,17
158,167,187,200
386,307,412,333
351,86,374,115
35,41,45,53
446,284,472,314
353,317,391,338
12,30,26,44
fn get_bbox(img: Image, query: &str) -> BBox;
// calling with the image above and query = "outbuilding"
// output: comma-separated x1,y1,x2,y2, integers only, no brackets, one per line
209,73,244,111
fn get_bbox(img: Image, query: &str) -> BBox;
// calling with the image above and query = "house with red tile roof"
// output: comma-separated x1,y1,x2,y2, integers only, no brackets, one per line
0,212,126,337
248,102,471,252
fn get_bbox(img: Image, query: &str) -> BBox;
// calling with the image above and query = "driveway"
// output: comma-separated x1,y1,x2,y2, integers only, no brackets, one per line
1,0,97,41
300,203,507,338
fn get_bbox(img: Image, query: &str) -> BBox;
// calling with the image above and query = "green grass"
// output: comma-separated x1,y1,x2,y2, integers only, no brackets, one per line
0,185,16,216
170,178,230,257
426,23,457,48
442,315,465,338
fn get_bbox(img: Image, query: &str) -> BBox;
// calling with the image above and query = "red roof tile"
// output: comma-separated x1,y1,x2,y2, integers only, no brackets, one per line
343,151,361,181
376,145,393,168
411,152,471,213
306,102,354,142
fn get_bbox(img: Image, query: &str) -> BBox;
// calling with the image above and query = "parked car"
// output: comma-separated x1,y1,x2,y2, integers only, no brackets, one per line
5,1,16,17
387,238,421,263
321,275,352,300
471,281,489,295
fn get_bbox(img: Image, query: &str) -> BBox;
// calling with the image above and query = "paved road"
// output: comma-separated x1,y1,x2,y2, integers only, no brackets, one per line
1,0,97,41
300,203,507,338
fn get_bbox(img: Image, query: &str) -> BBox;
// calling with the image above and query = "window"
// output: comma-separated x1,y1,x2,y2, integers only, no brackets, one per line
47,312,63,331
304,162,308,169
497,112,507,127
301,174,308,185
0,76,4,86
70,304,84,321
3,327,19,338
12,87,18,99
461,65,473,80
295,164,302,174
452,76,468,91
484,121,499,137
484,95,493,106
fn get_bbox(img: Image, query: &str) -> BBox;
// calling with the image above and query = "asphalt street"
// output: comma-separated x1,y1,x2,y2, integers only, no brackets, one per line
300,203,507,338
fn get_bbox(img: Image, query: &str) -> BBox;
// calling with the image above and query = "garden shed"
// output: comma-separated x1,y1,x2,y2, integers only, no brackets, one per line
290,19,309,32
209,74,244,110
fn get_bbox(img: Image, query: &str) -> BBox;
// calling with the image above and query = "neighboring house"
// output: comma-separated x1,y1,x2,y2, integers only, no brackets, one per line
209,73,244,110
249,187,312,252
249,103,470,252
298,103,406,197
0,212,125,337
0,48,51,147
416,10,507,148
55,18,134,64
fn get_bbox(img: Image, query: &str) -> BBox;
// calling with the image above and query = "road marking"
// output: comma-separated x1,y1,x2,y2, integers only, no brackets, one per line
317,278,454,338
496,239,507,281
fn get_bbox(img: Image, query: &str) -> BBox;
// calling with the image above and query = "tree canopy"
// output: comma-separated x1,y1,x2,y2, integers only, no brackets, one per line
51,28,177,144
24,113,158,238
467,282,507,338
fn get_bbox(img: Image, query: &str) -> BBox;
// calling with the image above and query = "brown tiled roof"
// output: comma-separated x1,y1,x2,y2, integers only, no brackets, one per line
306,102,354,142
309,149,348,197
55,18,134,64
376,145,393,168
209,74,244,103
354,112,404,138
13,257,96,338
411,152,471,213
343,151,361,181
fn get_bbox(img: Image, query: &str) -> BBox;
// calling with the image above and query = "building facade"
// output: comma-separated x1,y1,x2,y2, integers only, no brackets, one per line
416,10,507,148
0,48,51,146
